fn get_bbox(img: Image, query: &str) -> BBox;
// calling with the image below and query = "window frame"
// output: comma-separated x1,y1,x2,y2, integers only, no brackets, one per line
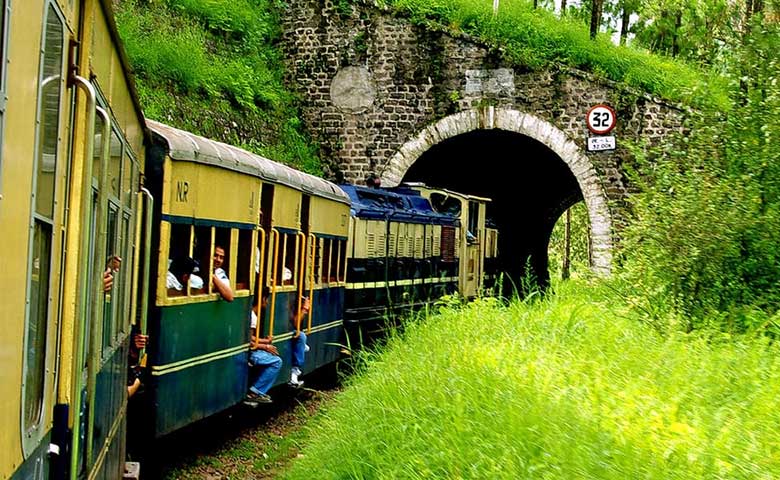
21,0,66,452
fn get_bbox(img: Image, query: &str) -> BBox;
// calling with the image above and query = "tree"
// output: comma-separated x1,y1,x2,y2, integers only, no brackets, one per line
590,0,604,39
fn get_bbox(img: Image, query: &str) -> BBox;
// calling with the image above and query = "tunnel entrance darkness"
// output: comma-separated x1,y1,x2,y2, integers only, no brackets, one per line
401,129,583,292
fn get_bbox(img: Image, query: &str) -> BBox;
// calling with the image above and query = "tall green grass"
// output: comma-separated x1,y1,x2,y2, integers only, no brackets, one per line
115,0,322,174
284,282,780,479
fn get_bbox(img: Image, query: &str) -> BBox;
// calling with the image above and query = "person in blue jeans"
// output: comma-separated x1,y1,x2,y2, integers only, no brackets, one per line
289,296,310,387
245,298,281,405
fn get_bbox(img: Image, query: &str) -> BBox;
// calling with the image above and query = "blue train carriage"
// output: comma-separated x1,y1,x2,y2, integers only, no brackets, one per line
341,185,460,331
395,183,495,299
144,121,350,438
0,1,149,479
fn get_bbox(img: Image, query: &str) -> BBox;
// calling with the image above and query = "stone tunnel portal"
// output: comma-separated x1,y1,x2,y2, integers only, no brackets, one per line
401,129,584,292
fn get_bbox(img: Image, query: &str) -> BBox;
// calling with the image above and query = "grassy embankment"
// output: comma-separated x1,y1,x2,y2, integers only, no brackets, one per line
284,281,780,479
115,0,322,174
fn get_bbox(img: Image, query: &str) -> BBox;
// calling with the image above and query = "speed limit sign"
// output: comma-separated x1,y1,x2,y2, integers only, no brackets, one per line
586,104,617,135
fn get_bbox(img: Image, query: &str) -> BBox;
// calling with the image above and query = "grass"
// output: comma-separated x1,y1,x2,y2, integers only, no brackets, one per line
115,0,323,175
283,281,780,479
377,0,731,110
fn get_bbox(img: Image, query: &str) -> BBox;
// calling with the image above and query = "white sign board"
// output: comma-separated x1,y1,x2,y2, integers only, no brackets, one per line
587,136,616,151
586,104,617,135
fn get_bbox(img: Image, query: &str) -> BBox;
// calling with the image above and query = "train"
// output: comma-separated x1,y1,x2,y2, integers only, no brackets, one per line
0,2,498,479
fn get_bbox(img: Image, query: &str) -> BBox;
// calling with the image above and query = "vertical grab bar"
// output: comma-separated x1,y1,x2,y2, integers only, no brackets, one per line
85,105,112,469
254,227,266,340
307,233,316,333
268,228,280,336
68,75,96,480
295,232,307,334
138,188,153,356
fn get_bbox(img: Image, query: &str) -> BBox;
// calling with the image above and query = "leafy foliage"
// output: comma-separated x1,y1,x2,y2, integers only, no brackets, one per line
621,20,780,332
115,0,322,174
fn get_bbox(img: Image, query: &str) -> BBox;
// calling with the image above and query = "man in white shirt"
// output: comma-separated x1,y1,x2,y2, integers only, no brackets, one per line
212,245,234,301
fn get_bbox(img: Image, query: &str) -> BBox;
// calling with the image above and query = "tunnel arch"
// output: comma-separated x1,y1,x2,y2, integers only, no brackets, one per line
379,107,613,277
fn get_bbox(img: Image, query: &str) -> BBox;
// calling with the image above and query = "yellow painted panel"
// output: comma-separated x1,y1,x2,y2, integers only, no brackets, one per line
90,3,112,89
165,162,260,225
351,219,367,258
310,196,349,237
271,185,300,230
0,1,50,474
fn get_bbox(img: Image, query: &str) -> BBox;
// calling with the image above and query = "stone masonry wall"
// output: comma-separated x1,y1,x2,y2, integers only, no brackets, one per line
280,0,686,270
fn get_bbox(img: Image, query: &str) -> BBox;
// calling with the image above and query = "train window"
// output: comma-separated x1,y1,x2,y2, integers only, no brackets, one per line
313,237,322,285
24,2,65,433
320,238,331,284
108,129,122,199
192,225,212,295
337,239,347,282
92,113,104,182
167,223,192,297
122,153,133,207
430,193,461,217
468,201,479,238
117,213,132,334
236,229,253,291
102,203,119,350
214,227,231,291
275,233,297,286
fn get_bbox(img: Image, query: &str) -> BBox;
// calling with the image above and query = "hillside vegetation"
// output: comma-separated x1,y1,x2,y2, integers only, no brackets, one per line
115,0,322,174
380,0,730,109
284,282,780,479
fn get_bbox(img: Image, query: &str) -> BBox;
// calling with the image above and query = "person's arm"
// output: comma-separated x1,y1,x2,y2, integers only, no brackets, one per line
212,272,234,302
250,332,278,355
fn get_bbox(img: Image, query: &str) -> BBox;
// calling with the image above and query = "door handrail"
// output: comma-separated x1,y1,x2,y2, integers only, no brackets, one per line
254,227,265,340
268,228,280,335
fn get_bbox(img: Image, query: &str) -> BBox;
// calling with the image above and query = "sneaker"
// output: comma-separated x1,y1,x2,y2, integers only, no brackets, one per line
289,368,304,388
243,391,272,406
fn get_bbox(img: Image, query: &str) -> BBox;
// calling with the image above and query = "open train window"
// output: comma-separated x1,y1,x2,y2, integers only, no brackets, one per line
167,223,193,297
274,233,297,287
236,229,253,291
430,193,461,217
337,239,347,282
192,225,212,295
320,238,331,284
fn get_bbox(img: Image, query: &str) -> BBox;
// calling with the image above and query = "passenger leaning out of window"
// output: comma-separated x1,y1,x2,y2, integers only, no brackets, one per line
212,245,234,301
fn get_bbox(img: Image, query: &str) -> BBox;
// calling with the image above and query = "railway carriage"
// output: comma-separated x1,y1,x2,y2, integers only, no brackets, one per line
143,121,351,438
0,3,501,477
0,1,148,479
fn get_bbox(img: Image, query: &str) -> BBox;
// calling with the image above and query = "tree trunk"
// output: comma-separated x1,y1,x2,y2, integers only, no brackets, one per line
620,7,630,45
561,0,568,16
562,209,571,280
590,0,604,40
671,10,682,57
533,0,538,9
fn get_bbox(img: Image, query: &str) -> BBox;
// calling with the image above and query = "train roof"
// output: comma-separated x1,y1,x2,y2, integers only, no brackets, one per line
340,185,459,226
147,120,350,205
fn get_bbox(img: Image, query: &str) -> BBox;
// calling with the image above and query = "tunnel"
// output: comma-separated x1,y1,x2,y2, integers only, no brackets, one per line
400,129,584,293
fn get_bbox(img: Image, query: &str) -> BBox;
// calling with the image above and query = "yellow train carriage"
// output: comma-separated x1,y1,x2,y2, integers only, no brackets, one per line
0,1,147,479
144,121,350,439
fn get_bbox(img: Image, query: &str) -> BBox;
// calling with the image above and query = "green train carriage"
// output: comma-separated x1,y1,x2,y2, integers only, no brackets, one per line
142,121,351,438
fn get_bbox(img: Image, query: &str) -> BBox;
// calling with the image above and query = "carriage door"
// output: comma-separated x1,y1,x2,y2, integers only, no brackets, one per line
297,195,311,333
463,200,482,298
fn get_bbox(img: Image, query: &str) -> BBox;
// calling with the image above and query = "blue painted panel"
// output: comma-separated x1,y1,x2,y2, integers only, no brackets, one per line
153,351,249,437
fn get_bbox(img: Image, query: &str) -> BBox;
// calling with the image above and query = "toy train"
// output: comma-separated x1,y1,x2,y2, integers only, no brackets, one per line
0,2,498,479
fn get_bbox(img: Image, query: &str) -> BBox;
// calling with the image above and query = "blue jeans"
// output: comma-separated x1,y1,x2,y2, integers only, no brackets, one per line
248,350,282,395
292,331,307,369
